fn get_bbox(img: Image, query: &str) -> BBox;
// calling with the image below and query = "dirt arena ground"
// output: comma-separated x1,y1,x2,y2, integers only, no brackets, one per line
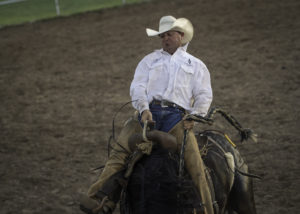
0,0,299,213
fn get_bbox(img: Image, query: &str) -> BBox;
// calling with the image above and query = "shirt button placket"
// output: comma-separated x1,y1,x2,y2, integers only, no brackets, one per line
165,60,175,97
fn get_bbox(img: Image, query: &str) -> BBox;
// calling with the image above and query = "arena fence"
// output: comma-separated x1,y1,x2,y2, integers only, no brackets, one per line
0,0,147,27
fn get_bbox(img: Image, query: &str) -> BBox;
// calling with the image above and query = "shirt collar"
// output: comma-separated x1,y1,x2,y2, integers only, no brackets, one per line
181,42,189,51
160,42,189,55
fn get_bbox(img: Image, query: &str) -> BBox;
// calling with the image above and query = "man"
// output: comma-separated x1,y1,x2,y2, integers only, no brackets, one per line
130,15,214,214
82,15,214,214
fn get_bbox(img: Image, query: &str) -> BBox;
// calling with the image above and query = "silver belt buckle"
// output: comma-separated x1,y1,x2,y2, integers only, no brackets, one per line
161,100,168,108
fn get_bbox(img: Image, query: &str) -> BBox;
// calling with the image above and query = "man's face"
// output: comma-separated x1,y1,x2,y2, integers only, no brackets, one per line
159,31,184,55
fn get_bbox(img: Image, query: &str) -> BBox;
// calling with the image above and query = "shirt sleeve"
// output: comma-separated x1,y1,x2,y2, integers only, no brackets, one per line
130,58,150,113
191,63,213,116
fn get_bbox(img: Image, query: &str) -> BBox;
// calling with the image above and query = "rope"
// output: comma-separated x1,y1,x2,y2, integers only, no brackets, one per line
92,196,108,213
111,100,138,141
187,106,257,143
107,100,138,157
207,107,257,142
235,168,262,180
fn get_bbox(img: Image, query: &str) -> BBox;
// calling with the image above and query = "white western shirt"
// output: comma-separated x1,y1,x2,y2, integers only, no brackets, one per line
130,46,213,116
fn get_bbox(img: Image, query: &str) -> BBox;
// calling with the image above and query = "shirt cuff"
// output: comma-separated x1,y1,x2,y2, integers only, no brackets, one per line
138,102,150,114
190,110,206,117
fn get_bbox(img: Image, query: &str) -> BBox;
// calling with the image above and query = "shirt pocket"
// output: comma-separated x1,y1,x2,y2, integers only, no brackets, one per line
176,64,194,88
147,63,167,93
148,63,163,82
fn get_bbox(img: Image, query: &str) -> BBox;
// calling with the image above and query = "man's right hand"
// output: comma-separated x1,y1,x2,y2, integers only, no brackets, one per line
141,109,153,124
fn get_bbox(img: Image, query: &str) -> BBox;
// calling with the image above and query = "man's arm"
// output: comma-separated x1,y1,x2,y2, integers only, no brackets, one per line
191,63,213,116
130,59,150,114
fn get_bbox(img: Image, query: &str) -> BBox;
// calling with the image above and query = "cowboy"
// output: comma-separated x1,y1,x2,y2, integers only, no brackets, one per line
81,15,214,214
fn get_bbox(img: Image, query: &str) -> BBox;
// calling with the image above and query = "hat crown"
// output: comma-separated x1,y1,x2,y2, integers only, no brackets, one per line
158,16,176,33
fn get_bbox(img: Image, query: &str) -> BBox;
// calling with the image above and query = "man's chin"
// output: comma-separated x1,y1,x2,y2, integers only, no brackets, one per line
165,48,176,54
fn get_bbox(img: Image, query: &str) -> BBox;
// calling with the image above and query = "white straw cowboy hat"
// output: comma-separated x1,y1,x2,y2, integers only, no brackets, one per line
146,15,194,44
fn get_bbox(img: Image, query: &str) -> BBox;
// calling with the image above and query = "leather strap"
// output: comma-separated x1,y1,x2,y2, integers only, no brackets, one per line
150,99,186,112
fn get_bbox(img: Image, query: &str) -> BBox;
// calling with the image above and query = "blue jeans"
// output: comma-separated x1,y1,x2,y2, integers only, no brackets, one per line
139,104,184,132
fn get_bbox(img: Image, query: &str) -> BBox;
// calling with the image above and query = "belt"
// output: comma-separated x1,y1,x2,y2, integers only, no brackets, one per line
150,99,186,112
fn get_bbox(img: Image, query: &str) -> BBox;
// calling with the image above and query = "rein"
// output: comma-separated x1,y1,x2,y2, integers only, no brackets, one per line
207,107,258,142
92,100,138,172
107,100,138,157
186,106,258,143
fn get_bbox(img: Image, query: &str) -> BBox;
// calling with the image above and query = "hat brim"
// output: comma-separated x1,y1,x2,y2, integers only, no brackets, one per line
146,28,163,37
